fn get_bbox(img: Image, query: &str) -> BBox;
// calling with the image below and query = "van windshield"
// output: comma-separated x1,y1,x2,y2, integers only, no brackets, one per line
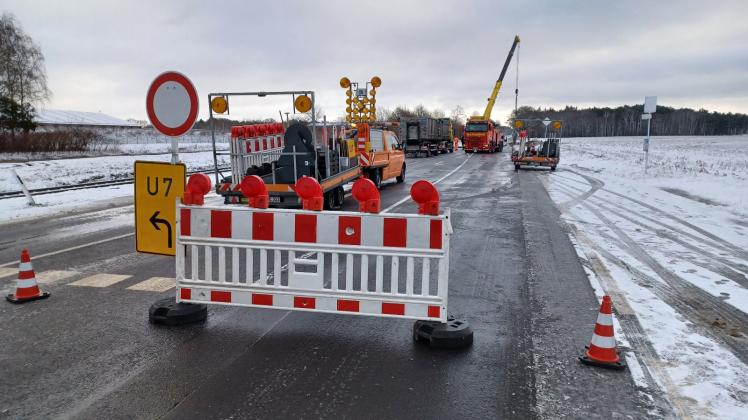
465,122,488,132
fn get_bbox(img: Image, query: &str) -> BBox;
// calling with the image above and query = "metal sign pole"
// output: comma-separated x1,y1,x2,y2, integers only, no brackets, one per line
171,136,179,164
645,117,651,174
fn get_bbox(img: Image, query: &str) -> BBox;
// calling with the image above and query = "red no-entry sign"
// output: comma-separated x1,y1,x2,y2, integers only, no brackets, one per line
146,71,199,137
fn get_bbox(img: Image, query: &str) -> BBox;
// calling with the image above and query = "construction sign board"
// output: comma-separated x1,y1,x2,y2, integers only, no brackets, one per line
135,161,186,256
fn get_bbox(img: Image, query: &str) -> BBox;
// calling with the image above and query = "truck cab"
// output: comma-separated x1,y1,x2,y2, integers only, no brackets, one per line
463,120,504,153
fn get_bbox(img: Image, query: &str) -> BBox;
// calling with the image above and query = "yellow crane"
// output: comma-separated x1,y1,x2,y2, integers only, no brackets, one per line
470,35,521,122
464,35,520,153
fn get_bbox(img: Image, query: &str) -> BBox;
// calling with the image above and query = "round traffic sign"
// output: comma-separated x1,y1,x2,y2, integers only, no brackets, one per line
146,71,199,137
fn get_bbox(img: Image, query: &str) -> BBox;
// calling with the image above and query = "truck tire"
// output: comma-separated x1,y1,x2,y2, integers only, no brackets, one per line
551,166,557,171
335,186,345,207
324,190,336,210
396,164,406,183
371,168,382,188
514,164,520,171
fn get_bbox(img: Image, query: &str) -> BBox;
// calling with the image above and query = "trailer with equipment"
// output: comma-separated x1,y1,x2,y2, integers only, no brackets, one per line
464,35,520,154
511,118,562,171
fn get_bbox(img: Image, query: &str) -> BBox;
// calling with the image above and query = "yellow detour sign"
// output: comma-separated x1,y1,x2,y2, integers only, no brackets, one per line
552,120,562,130
134,161,186,256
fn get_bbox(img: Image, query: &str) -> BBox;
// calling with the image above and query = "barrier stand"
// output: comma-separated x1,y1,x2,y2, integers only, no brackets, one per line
409,181,473,348
159,174,472,349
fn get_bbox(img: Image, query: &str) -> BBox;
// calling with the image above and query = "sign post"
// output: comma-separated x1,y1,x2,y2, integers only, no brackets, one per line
642,96,657,174
138,71,199,255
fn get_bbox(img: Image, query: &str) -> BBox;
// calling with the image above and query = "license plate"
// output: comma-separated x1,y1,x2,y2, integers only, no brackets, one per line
269,196,281,203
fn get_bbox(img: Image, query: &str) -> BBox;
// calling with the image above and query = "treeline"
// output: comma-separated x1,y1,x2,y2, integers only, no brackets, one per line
511,105,748,137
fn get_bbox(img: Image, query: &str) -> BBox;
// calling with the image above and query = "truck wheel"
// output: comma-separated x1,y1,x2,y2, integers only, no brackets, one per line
335,186,345,207
514,164,520,171
371,168,382,188
551,166,557,171
324,190,336,210
396,164,406,183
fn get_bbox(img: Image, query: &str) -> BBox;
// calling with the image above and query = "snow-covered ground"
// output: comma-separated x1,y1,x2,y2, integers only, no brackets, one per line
0,128,230,161
541,135,748,419
0,151,229,224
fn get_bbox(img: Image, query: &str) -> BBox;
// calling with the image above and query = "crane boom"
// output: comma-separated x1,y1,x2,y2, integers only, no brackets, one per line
475,35,520,121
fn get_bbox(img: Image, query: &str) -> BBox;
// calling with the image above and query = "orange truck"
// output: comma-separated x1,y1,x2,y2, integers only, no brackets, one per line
352,123,406,187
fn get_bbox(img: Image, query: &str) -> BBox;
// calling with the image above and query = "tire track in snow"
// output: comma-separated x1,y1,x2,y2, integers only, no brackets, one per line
552,181,748,286
563,169,748,262
556,188,748,365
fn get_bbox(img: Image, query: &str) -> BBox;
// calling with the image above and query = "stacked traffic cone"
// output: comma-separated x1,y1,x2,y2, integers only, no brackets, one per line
5,249,50,304
579,295,626,370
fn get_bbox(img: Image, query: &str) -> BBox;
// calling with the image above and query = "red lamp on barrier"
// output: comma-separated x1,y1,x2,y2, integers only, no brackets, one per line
410,180,439,215
294,176,323,211
352,177,380,213
183,173,212,205
239,175,269,209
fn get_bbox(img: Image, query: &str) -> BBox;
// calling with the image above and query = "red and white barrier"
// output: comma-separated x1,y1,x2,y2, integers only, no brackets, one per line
229,123,285,187
176,177,452,322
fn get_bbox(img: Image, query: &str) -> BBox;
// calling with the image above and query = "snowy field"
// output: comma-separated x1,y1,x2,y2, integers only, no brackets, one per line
0,151,229,224
541,135,748,418
0,128,230,162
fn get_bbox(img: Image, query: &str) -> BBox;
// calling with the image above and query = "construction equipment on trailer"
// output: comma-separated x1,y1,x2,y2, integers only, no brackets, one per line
211,90,360,209
464,35,520,154
399,117,454,157
511,118,562,171
158,173,473,348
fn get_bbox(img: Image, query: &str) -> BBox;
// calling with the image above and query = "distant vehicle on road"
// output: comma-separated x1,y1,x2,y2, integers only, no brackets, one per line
399,117,453,157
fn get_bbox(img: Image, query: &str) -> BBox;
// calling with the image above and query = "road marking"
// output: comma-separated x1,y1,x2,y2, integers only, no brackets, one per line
0,233,135,268
127,276,175,292
382,154,473,213
70,273,131,288
36,270,79,284
0,267,16,279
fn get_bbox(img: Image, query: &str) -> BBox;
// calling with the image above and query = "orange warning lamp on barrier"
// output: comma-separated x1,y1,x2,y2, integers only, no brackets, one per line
410,180,440,215
240,175,269,209
183,173,212,206
352,178,380,213
294,176,323,211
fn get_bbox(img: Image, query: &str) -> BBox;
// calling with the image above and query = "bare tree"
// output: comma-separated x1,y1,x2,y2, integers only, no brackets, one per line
0,12,50,106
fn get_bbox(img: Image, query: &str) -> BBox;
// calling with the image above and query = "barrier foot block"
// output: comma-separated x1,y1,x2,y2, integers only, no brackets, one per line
413,316,473,349
579,355,627,371
149,297,207,326
5,291,50,304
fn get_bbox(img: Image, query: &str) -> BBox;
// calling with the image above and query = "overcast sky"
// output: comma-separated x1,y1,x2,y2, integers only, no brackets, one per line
4,0,748,124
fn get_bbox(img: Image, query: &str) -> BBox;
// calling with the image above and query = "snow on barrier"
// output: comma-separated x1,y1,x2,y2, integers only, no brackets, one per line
176,176,452,323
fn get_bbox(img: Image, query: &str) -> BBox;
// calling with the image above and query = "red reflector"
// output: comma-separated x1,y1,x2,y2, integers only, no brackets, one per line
180,288,191,300
382,302,405,315
427,305,441,318
252,293,273,306
211,290,231,303
294,296,316,309
337,299,360,312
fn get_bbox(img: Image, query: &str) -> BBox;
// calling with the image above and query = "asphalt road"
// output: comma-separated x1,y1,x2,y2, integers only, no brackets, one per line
0,151,663,419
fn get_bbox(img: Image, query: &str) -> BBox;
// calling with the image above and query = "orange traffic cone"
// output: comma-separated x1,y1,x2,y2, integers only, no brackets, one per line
6,249,50,304
579,295,626,370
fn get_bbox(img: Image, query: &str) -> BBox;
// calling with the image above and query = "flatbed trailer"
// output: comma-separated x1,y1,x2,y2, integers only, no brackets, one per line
511,137,560,171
